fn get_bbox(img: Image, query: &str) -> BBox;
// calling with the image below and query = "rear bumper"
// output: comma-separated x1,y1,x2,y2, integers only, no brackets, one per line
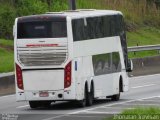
16,89,76,101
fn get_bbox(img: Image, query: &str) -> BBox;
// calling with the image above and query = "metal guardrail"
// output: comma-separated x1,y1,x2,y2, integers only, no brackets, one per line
128,44,160,52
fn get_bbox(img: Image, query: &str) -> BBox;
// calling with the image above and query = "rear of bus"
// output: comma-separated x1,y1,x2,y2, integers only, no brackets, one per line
14,15,74,104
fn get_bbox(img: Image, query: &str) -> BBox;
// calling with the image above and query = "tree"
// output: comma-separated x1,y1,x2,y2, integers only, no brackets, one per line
155,0,160,9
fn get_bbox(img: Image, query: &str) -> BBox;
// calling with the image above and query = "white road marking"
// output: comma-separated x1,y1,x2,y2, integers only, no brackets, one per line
42,114,103,120
69,115,103,118
139,96,160,100
69,95,160,115
85,111,120,114
42,114,70,120
131,84,156,89
16,105,29,109
138,100,160,102
101,106,135,110
130,73,160,79
41,99,137,120
0,94,15,99
69,100,136,115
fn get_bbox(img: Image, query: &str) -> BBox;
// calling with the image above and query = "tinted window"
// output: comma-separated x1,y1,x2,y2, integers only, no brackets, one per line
102,16,111,37
72,15,124,41
18,21,67,39
92,52,121,76
112,52,121,72
72,19,86,41
92,53,112,76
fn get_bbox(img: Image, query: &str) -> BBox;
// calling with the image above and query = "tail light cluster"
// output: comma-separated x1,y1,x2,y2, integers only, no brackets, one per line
16,64,24,90
64,61,72,88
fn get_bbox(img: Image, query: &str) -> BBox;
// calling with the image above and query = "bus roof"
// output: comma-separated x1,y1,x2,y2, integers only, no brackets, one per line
47,9,123,19
18,9,123,20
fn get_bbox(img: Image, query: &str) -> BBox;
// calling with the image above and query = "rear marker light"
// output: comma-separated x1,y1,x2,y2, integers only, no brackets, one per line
64,61,72,88
16,64,24,90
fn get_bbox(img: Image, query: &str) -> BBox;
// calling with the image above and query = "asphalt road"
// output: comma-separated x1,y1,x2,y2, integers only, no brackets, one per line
0,74,160,120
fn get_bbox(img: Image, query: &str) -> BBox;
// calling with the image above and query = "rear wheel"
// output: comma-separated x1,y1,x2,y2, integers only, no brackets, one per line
86,84,94,106
29,101,39,109
78,86,87,107
111,92,120,101
111,81,121,101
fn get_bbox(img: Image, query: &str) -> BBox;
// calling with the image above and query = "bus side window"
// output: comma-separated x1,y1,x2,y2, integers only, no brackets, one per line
110,16,116,36
112,52,121,72
72,19,86,41
92,53,112,76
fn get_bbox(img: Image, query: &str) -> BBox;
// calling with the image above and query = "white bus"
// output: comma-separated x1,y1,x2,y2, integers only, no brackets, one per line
13,9,132,108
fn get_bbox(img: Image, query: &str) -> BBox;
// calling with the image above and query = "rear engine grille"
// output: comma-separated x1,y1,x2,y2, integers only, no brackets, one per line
17,45,68,66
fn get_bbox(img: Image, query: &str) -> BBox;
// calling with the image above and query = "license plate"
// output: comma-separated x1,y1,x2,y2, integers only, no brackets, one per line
39,91,49,97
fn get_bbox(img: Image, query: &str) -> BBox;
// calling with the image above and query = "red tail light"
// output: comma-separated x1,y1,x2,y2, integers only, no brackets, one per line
16,64,24,90
64,61,72,88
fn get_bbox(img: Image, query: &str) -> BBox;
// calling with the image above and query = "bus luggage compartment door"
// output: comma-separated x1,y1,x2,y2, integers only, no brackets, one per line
22,70,64,91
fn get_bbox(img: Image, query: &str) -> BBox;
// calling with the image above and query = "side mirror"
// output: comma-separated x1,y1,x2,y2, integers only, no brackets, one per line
126,59,133,72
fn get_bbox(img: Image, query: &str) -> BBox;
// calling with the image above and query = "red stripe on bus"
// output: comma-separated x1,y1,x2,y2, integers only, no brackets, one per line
26,44,59,47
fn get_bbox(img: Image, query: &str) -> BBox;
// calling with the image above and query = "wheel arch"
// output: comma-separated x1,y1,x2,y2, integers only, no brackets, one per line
86,77,94,92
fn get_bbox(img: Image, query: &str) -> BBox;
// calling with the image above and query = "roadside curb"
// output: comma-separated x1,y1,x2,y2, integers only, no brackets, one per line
0,72,14,78
0,72,15,96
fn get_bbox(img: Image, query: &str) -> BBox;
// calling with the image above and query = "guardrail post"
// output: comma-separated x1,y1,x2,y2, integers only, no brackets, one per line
69,0,76,10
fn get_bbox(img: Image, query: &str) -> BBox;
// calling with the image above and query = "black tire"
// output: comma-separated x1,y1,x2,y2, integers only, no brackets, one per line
111,82,121,101
78,86,87,107
86,84,94,106
41,101,51,108
111,92,120,101
29,101,51,108
29,101,39,109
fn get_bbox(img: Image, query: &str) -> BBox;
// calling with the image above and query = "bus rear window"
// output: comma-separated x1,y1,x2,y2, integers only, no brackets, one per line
17,21,67,39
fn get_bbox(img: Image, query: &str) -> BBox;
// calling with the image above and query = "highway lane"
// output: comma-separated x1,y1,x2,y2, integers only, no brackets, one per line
0,74,160,120
123,74,160,99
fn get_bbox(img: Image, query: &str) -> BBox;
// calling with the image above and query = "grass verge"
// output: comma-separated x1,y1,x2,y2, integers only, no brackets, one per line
127,27,160,47
104,107,160,120
0,39,14,73
128,50,159,58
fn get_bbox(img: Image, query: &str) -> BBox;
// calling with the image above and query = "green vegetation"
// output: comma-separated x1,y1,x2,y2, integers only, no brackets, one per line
0,39,13,47
121,107,160,115
0,48,14,73
127,27,160,46
0,39,14,73
128,50,159,58
0,0,159,39
104,107,160,120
